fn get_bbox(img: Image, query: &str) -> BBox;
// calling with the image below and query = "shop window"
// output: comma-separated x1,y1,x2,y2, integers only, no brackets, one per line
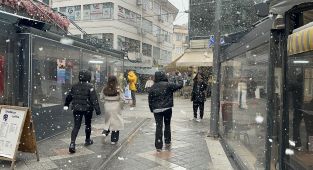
82,51,107,92
220,44,269,169
32,36,80,107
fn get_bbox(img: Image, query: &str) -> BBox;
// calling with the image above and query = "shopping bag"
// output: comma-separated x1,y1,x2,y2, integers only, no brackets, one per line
124,84,132,100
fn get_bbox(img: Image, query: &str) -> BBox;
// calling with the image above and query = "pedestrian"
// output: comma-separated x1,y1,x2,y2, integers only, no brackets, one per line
64,69,101,153
128,70,137,107
145,76,154,93
148,71,183,152
191,73,208,122
100,75,124,145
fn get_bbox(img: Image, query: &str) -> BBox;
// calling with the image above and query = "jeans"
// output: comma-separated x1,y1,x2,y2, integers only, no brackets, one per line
193,102,204,119
71,110,92,143
131,90,136,105
103,130,120,142
154,109,172,149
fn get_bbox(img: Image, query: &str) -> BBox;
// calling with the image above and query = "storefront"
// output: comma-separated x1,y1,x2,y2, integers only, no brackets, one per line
0,11,124,140
219,1,313,170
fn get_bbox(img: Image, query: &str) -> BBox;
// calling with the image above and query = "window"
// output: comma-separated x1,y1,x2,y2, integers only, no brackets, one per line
161,9,168,22
60,6,81,20
220,44,269,169
153,2,161,15
153,46,160,59
142,18,152,33
143,0,153,10
176,33,182,41
118,6,141,27
142,43,152,57
153,25,160,36
117,36,140,53
83,2,114,20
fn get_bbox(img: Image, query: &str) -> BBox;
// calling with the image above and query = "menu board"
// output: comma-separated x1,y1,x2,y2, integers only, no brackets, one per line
0,108,27,159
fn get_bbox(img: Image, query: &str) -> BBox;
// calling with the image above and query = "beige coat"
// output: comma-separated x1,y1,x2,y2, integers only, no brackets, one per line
100,91,124,131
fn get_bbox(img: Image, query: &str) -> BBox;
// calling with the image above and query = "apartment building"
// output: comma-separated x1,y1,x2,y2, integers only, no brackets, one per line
172,24,188,61
51,0,178,68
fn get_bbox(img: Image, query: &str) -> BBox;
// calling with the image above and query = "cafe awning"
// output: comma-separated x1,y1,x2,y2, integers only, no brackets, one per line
176,48,213,67
288,23,313,56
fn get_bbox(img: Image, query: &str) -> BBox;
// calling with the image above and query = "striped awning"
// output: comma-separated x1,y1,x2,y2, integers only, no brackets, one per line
288,26,313,56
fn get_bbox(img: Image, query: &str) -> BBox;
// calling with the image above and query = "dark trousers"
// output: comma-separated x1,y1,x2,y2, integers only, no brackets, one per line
193,102,204,119
71,110,92,143
154,109,172,149
103,130,120,142
131,90,136,105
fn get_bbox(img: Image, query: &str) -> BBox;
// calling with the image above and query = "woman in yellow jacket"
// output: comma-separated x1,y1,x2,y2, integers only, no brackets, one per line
128,71,137,107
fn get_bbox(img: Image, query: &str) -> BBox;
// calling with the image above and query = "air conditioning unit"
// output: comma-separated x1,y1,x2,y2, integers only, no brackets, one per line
158,15,164,23
136,0,143,6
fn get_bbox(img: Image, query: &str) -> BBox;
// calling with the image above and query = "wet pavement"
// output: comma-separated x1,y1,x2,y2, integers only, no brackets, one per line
0,95,233,170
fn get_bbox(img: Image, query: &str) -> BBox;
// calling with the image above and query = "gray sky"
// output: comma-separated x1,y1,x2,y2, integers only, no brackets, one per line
168,0,189,25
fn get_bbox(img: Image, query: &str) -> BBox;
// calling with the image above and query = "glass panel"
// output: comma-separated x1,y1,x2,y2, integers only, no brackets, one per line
59,5,81,21
81,50,107,93
31,36,81,140
286,55,313,169
142,43,152,57
220,44,269,169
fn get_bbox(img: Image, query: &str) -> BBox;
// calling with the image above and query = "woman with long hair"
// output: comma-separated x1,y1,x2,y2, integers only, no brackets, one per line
191,73,208,122
100,75,124,144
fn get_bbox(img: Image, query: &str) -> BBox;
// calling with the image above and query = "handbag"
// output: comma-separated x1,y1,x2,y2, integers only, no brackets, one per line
124,84,132,100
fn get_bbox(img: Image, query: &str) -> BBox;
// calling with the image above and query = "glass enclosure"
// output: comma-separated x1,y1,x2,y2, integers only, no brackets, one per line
30,35,123,140
220,44,269,169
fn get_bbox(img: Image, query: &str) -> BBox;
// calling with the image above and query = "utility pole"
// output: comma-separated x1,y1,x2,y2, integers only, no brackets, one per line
209,0,221,137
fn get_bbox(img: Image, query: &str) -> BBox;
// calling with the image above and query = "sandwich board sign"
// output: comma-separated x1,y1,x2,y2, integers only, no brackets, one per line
0,106,39,169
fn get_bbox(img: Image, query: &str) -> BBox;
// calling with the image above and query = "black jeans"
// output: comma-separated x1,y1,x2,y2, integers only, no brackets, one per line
103,130,120,142
154,109,172,150
193,102,204,119
71,110,92,143
131,90,136,105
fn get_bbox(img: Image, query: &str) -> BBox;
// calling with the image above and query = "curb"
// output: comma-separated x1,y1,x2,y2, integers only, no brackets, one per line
96,118,151,170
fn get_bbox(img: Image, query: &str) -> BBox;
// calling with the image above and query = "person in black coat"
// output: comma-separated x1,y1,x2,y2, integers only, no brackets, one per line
64,69,101,153
191,73,208,122
148,71,183,152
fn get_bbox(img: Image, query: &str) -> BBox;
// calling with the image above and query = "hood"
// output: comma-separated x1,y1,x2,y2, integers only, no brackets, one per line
154,71,168,83
128,71,136,77
79,70,91,82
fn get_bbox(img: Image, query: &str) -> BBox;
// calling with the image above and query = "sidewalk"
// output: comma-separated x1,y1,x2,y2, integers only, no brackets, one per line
0,97,148,170
103,95,234,170
0,95,233,170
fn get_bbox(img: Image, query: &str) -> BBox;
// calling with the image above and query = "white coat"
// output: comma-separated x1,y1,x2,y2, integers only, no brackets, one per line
100,90,124,131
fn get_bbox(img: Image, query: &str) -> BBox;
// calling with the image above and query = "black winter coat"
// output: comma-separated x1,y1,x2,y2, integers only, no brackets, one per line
64,70,101,115
191,82,208,103
148,71,183,113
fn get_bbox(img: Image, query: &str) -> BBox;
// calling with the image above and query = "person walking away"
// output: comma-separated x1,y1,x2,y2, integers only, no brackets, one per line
64,70,101,153
191,73,208,122
145,76,154,93
148,71,183,152
128,70,137,107
100,76,124,145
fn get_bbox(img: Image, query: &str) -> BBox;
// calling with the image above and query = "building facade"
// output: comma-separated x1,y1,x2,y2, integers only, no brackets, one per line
51,0,178,68
189,0,259,39
172,24,188,61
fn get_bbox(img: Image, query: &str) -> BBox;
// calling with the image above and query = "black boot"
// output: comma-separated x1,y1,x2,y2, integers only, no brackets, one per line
85,139,94,146
69,143,76,153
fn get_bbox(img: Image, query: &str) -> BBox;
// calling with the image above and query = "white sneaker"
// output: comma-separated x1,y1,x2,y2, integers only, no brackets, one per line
196,118,201,122
111,142,116,145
